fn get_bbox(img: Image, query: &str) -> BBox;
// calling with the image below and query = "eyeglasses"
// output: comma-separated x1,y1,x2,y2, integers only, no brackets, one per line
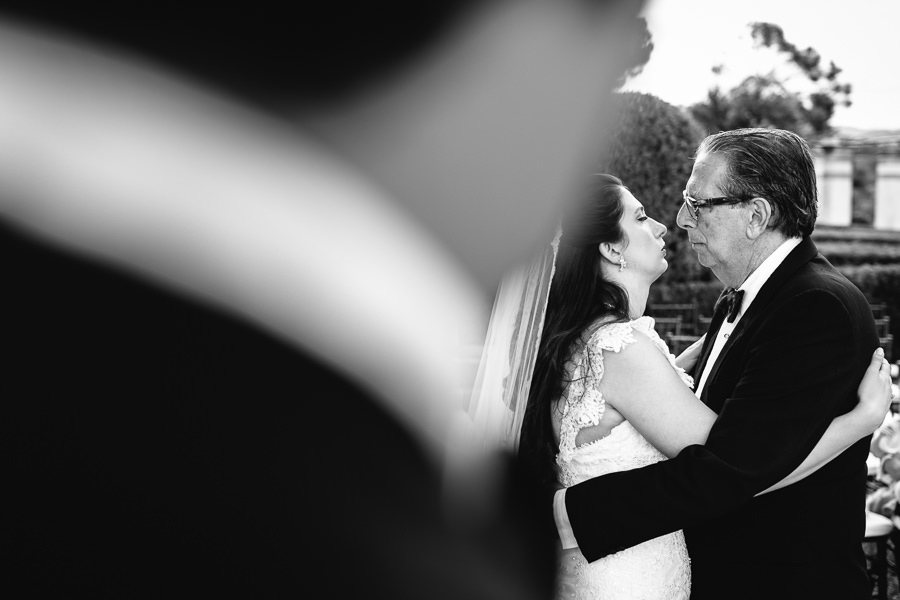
680,190,747,221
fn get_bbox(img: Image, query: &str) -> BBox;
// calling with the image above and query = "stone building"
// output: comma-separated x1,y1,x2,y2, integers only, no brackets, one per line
814,134,900,230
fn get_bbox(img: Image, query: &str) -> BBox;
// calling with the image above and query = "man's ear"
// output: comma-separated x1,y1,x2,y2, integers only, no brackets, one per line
746,197,773,239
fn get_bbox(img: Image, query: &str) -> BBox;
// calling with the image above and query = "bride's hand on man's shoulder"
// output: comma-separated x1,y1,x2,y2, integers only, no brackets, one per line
857,348,894,432
674,334,705,372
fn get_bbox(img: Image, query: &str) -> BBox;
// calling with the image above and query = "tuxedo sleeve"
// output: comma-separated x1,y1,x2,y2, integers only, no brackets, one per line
566,289,869,561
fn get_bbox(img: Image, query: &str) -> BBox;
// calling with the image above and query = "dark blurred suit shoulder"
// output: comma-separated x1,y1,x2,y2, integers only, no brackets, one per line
0,218,553,599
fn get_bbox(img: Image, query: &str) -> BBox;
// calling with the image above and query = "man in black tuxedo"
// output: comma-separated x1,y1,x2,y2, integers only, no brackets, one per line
554,128,879,599
0,2,649,598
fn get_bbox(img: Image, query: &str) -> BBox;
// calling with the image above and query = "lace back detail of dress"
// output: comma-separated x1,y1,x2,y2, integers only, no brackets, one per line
555,316,693,467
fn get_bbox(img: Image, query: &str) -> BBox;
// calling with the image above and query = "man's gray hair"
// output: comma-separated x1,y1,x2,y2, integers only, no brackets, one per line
696,128,818,238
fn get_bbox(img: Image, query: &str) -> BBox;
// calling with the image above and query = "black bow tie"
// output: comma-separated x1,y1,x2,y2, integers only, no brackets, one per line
715,287,745,323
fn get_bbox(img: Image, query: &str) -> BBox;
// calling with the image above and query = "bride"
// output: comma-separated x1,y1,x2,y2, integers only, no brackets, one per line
466,174,892,599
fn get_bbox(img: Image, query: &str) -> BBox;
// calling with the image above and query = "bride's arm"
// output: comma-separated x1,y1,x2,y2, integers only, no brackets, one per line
756,348,893,495
597,331,714,457
599,333,891,480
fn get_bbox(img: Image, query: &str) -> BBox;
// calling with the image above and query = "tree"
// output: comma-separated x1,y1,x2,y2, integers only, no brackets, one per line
689,22,851,140
616,16,654,88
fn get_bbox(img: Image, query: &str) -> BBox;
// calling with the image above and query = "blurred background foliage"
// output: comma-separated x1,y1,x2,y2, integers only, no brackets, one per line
616,16,654,89
688,22,853,141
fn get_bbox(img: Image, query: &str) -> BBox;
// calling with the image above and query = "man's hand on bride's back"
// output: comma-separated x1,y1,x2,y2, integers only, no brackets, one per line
674,334,705,373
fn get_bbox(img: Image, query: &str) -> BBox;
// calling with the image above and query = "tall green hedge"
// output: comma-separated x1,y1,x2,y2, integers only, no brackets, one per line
837,263,900,360
600,91,707,284
814,227,900,359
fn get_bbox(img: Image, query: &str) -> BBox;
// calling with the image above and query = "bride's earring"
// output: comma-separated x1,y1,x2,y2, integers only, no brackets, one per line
618,256,627,271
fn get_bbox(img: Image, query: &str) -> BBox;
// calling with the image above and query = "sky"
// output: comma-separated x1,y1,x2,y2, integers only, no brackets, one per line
622,0,900,132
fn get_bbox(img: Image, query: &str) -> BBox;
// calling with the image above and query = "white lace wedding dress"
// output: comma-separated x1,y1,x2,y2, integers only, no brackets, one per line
554,317,692,600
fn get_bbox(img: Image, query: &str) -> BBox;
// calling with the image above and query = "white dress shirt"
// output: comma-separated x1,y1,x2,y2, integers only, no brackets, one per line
553,236,803,551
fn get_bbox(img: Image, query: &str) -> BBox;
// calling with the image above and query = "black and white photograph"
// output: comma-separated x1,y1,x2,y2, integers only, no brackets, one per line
1,2,899,599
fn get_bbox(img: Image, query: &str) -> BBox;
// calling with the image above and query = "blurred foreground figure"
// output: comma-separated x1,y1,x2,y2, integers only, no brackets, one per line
0,2,646,598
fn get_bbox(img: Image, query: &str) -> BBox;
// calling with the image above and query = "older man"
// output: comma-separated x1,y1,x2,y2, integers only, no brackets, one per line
555,128,879,599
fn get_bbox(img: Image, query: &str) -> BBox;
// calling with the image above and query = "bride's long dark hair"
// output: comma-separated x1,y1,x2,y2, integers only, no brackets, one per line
518,174,631,490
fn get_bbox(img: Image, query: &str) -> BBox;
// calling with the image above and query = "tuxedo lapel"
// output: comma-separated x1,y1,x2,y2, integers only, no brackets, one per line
739,237,818,325
699,237,819,397
691,288,728,392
